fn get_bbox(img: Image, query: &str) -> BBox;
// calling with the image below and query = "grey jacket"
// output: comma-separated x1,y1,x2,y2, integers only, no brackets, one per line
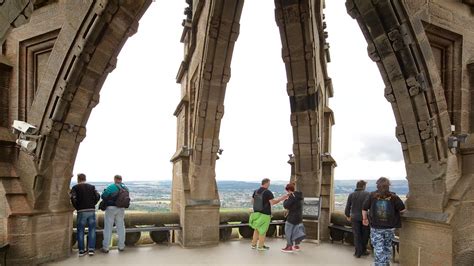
345,188,370,222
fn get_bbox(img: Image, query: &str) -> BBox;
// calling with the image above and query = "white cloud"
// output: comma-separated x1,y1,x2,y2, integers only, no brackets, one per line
358,135,404,162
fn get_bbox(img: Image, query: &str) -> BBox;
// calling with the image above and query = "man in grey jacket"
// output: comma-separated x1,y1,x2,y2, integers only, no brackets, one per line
345,180,370,258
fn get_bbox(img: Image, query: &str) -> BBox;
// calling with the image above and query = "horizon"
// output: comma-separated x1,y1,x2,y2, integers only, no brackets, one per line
72,177,408,183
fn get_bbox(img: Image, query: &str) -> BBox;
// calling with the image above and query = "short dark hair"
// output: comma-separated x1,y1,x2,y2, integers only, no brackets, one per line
356,180,367,189
114,174,122,180
261,178,270,185
77,173,86,182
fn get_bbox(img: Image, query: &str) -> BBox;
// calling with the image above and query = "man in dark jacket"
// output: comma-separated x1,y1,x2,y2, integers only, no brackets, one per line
281,183,305,253
362,177,405,266
70,173,100,256
345,180,370,258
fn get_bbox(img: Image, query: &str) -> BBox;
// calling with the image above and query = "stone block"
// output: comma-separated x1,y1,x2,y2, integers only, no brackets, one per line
400,218,452,266
8,212,72,235
5,194,31,213
179,206,219,247
8,227,71,264
319,209,331,240
303,220,318,240
320,184,331,196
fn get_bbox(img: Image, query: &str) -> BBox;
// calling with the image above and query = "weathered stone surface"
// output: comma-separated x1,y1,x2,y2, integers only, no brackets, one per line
400,218,453,266
172,0,243,247
347,0,474,264
0,0,473,264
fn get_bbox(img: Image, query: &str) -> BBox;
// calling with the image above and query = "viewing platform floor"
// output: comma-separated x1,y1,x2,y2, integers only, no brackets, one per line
46,238,400,265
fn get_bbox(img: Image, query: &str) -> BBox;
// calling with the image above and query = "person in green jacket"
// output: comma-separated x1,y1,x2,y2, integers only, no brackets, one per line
100,175,129,253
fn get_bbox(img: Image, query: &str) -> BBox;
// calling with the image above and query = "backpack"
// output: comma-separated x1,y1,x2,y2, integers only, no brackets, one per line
370,193,396,227
253,189,266,212
115,184,130,208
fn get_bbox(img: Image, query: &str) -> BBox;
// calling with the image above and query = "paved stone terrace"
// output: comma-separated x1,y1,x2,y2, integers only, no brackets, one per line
45,239,400,265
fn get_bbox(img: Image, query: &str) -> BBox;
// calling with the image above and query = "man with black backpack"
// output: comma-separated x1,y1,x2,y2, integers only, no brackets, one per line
362,177,405,266
100,174,130,253
70,173,100,256
249,178,288,251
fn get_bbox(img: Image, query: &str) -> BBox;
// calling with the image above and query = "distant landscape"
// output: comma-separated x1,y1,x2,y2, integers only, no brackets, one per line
80,179,408,212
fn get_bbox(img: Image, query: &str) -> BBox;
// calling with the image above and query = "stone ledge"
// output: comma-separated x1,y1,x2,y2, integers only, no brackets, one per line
402,210,449,223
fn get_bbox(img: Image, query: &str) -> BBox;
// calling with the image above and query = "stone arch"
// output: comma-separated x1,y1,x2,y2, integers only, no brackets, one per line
2,0,152,263
345,0,474,265
2,0,246,262
345,0,452,210
1,0,473,265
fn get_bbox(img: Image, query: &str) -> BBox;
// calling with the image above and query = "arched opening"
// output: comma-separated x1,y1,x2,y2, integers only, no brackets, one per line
325,1,406,183
73,2,182,212
1,1,473,264
215,0,291,210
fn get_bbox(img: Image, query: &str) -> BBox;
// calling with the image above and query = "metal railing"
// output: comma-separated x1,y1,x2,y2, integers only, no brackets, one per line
72,211,287,248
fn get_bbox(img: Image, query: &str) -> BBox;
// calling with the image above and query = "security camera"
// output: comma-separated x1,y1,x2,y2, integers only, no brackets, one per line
12,120,38,135
16,139,37,153
11,120,40,154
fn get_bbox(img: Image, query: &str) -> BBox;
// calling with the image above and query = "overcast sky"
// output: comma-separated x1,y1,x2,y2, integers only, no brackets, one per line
73,1,407,182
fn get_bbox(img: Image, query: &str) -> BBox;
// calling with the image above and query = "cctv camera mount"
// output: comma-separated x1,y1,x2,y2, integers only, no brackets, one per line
11,120,41,154
12,120,38,135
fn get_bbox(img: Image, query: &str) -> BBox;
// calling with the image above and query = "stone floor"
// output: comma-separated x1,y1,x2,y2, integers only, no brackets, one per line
45,238,400,265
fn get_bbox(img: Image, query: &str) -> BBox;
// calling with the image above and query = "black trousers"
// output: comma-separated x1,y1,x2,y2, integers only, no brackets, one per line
352,220,370,256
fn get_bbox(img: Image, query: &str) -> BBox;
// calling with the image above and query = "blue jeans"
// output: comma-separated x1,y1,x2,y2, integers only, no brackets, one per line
77,211,96,252
102,206,126,250
371,228,394,266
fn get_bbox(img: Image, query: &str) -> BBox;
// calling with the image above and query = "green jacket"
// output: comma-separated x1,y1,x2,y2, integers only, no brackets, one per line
101,183,129,206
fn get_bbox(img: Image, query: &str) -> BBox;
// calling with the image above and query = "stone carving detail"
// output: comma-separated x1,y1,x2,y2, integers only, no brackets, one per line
0,0,473,264
282,6,300,24
384,86,396,102
418,119,438,140
396,125,407,144
209,16,220,38
185,0,193,20
367,42,381,62
388,24,412,52
406,76,421,96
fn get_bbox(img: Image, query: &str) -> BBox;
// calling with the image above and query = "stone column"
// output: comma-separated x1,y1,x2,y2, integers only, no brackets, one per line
320,155,335,241
172,0,244,247
275,0,333,240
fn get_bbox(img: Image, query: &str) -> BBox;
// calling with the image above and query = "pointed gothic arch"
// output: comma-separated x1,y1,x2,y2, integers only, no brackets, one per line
0,0,473,265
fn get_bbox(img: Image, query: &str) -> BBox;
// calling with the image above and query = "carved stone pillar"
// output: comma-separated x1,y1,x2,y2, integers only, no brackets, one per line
172,0,243,247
